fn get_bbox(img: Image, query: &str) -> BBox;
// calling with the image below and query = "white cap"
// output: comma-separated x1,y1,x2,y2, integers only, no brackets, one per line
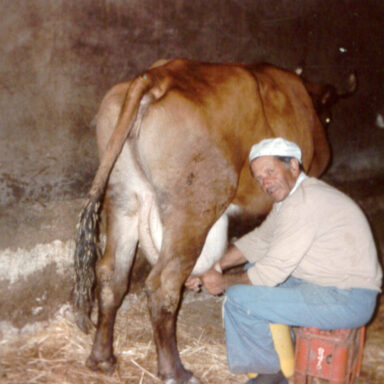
249,138,302,164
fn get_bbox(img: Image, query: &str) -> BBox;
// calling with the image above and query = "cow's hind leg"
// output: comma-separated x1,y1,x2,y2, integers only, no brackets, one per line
145,223,208,384
86,201,138,373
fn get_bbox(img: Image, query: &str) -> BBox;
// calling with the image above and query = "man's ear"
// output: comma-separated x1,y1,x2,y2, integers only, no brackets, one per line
289,158,300,177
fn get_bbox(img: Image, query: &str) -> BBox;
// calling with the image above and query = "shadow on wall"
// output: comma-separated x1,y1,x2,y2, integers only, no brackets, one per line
0,0,383,333
0,0,383,206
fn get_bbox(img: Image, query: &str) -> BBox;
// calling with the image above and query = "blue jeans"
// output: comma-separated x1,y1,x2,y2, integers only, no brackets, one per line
224,276,379,374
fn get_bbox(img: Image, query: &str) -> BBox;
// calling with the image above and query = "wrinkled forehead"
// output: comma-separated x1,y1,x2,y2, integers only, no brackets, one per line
250,156,282,175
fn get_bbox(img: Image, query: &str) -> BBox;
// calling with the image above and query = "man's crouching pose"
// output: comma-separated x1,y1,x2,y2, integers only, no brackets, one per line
200,138,382,384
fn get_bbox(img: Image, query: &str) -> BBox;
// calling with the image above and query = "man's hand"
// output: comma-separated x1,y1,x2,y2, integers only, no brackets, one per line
201,267,252,295
201,268,226,295
188,245,249,296
185,275,202,291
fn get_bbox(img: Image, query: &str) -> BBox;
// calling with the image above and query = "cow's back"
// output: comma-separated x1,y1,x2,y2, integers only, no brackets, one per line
95,59,329,222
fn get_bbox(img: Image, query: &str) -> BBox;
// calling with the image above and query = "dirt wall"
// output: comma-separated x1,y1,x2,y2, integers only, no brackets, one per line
0,0,383,329
1,0,383,207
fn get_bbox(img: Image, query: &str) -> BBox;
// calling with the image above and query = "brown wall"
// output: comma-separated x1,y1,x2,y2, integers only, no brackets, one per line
1,0,383,206
1,0,383,330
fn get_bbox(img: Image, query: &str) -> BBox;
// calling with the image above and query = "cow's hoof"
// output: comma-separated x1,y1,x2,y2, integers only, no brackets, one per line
86,354,117,373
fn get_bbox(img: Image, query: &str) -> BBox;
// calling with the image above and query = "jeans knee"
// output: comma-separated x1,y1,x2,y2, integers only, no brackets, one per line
225,285,243,301
225,284,254,311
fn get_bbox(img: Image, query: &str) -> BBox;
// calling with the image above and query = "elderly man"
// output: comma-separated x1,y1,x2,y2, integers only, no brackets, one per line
200,138,382,384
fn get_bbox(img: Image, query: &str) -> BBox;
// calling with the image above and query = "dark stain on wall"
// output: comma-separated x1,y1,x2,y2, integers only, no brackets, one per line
0,0,383,206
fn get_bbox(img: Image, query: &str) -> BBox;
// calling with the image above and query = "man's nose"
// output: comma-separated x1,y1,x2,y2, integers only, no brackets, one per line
262,177,272,188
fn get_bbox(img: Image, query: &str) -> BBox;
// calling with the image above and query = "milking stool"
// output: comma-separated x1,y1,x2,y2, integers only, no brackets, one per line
293,326,365,384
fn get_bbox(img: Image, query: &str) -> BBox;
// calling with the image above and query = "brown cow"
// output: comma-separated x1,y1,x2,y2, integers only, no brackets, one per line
73,58,331,384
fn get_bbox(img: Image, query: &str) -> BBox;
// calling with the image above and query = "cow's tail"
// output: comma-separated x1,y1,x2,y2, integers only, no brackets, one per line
73,70,170,333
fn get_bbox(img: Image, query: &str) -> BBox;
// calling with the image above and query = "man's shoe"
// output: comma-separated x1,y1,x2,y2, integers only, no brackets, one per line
244,370,288,384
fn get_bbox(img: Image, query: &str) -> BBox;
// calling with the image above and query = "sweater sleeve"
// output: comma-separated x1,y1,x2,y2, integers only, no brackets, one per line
246,196,316,286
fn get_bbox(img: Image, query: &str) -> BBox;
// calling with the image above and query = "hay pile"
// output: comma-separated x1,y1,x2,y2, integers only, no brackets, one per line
0,291,383,384
0,292,245,384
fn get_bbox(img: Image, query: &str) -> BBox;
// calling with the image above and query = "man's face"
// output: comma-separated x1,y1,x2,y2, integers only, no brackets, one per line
251,156,300,202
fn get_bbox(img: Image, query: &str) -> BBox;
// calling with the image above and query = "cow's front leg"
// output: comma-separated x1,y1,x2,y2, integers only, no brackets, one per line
145,240,202,384
86,210,138,373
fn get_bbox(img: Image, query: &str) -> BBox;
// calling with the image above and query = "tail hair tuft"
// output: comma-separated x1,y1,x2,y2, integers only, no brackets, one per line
73,198,102,323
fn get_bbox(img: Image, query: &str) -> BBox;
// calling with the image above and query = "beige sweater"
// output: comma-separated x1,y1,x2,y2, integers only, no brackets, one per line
235,177,382,291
